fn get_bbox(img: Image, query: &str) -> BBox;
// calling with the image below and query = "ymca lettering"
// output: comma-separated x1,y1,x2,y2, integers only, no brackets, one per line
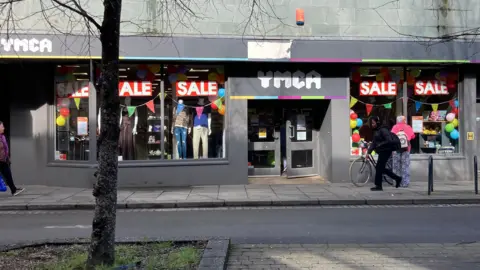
1,38,52,53
258,70,321,89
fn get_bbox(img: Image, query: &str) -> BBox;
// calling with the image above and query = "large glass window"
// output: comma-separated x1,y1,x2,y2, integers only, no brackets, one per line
164,64,226,159
54,64,90,160
96,63,162,160
349,66,403,156
406,67,460,154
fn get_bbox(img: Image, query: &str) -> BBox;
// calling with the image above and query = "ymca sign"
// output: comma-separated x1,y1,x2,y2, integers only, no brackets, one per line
1,38,52,53
257,70,321,89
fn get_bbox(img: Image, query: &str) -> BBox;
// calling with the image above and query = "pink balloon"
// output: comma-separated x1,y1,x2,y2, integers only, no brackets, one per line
446,113,455,122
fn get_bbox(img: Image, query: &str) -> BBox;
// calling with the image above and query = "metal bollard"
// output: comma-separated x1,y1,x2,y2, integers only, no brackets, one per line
475,156,478,195
428,155,433,195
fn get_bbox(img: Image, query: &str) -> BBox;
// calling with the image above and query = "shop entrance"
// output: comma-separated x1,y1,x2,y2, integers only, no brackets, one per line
248,100,329,179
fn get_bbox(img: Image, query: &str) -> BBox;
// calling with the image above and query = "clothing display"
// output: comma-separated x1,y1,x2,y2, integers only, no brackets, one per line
193,126,209,159
193,105,211,159
119,112,135,160
174,127,188,159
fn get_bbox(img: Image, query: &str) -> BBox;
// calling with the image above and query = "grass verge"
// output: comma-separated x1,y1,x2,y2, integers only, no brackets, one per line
0,241,205,270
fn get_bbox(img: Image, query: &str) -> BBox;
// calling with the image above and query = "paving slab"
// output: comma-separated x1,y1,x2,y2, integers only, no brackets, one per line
0,181,478,210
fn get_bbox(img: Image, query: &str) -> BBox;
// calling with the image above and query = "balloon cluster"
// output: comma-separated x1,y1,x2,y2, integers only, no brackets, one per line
350,110,363,143
210,88,226,115
445,111,459,140
56,105,70,127
350,67,404,84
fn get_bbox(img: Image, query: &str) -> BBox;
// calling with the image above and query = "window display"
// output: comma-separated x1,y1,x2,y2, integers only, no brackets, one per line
54,64,90,160
96,64,162,160
349,67,403,156
406,67,460,154
164,65,226,159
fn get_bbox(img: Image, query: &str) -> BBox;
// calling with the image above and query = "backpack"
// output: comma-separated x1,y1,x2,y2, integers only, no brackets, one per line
395,129,409,151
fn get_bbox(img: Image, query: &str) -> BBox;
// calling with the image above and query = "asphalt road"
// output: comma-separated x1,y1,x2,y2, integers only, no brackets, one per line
1,205,480,246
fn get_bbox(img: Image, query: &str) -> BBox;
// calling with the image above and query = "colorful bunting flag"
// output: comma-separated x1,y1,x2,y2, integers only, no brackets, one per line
415,101,422,112
365,104,373,116
74,98,81,110
196,107,204,118
146,100,155,113
383,103,392,109
176,103,184,115
349,97,358,108
127,106,136,117
431,104,438,111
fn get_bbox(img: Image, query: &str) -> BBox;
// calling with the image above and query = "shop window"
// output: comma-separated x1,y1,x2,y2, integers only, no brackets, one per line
349,67,403,156
164,64,226,159
54,64,90,161
96,63,162,160
406,67,460,154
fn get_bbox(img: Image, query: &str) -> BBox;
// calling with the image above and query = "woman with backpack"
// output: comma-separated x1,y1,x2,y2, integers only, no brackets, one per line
391,116,415,187
367,116,402,191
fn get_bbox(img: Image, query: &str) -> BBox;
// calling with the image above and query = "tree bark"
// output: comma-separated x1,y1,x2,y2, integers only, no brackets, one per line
86,0,122,268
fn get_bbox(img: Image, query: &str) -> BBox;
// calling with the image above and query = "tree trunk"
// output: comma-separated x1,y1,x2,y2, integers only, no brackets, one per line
86,0,122,268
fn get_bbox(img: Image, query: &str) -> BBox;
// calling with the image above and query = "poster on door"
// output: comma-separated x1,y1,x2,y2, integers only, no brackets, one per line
77,117,88,136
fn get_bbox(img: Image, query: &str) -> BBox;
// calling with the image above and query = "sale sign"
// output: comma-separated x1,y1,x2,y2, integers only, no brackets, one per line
414,80,448,95
359,81,397,96
176,81,218,97
119,81,152,97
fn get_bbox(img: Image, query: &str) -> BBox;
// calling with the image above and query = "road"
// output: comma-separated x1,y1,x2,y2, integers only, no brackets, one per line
1,205,480,246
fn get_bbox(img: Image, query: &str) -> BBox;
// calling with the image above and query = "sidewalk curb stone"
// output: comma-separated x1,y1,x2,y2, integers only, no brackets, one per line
1,197,480,211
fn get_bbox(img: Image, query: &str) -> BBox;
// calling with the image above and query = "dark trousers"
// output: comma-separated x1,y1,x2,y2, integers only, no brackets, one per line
0,162,17,194
375,152,401,187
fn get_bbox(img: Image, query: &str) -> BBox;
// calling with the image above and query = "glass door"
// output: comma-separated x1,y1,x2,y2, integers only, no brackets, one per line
286,108,318,178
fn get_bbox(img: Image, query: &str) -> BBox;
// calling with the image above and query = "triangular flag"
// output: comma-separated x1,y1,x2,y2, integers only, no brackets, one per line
431,104,438,111
127,106,136,117
415,101,422,112
146,100,155,113
383,103,392,109
74,98,80,110
214,99,222,108
349,97,358,108
176,104,184,115
196,107,204,118
365,104,373,116
449,100,456,108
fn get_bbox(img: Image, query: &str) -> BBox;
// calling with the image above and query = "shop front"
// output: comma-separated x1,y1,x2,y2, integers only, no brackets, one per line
1,34,478,187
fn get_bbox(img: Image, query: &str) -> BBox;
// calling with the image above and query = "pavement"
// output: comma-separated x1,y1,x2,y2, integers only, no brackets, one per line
227,243,480,269
0,204,480,245
0,181,479,210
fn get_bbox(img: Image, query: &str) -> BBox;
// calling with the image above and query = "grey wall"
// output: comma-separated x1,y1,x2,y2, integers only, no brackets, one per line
7,62,248,188
3,0,479,39
318,102,333,181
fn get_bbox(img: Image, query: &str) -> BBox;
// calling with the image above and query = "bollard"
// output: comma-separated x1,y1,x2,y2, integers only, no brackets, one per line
428,155,433,195
475,156,478,195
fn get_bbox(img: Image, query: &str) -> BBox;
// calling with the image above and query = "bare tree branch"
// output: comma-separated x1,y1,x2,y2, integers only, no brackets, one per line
50,0,101,30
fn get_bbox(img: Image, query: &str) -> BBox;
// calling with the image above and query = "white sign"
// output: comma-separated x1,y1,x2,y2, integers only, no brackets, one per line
1,38,52,53
176,81,218,96
119,81,152,97
258,70,321,89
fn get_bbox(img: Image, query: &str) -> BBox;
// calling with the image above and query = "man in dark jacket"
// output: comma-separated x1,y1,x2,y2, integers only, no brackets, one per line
367,116,402,191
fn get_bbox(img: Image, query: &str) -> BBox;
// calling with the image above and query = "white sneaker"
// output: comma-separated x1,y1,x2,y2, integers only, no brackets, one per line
13,188,25,196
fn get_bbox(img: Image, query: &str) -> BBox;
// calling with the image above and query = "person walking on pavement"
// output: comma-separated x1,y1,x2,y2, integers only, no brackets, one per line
0,121,24,196
367,116,402,191
391,115,415,187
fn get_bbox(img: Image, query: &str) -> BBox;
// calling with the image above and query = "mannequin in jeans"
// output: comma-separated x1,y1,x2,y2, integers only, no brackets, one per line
171,99,191,159
0,121,24,196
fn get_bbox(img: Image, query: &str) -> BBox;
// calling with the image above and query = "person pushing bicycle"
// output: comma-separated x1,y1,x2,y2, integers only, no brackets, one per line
367,116,402,191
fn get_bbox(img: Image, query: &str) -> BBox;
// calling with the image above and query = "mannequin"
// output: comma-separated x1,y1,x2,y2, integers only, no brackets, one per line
97,96,138,134
171,99,191,159
193,98,211,159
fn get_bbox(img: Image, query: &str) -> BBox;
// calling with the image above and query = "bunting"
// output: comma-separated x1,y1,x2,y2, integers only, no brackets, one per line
415,101,422,112
349,97,358,108
146,100,155,113
431,104,438,111
74,98,81,110
127,106,136,117
383,103,392,109
365,104,373,116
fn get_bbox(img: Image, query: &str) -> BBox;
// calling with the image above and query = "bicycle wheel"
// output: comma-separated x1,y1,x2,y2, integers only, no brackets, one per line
350,157,373,187
383,156,394,186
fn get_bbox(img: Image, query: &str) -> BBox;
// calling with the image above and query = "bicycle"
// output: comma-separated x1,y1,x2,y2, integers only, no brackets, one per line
349,140,394,187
